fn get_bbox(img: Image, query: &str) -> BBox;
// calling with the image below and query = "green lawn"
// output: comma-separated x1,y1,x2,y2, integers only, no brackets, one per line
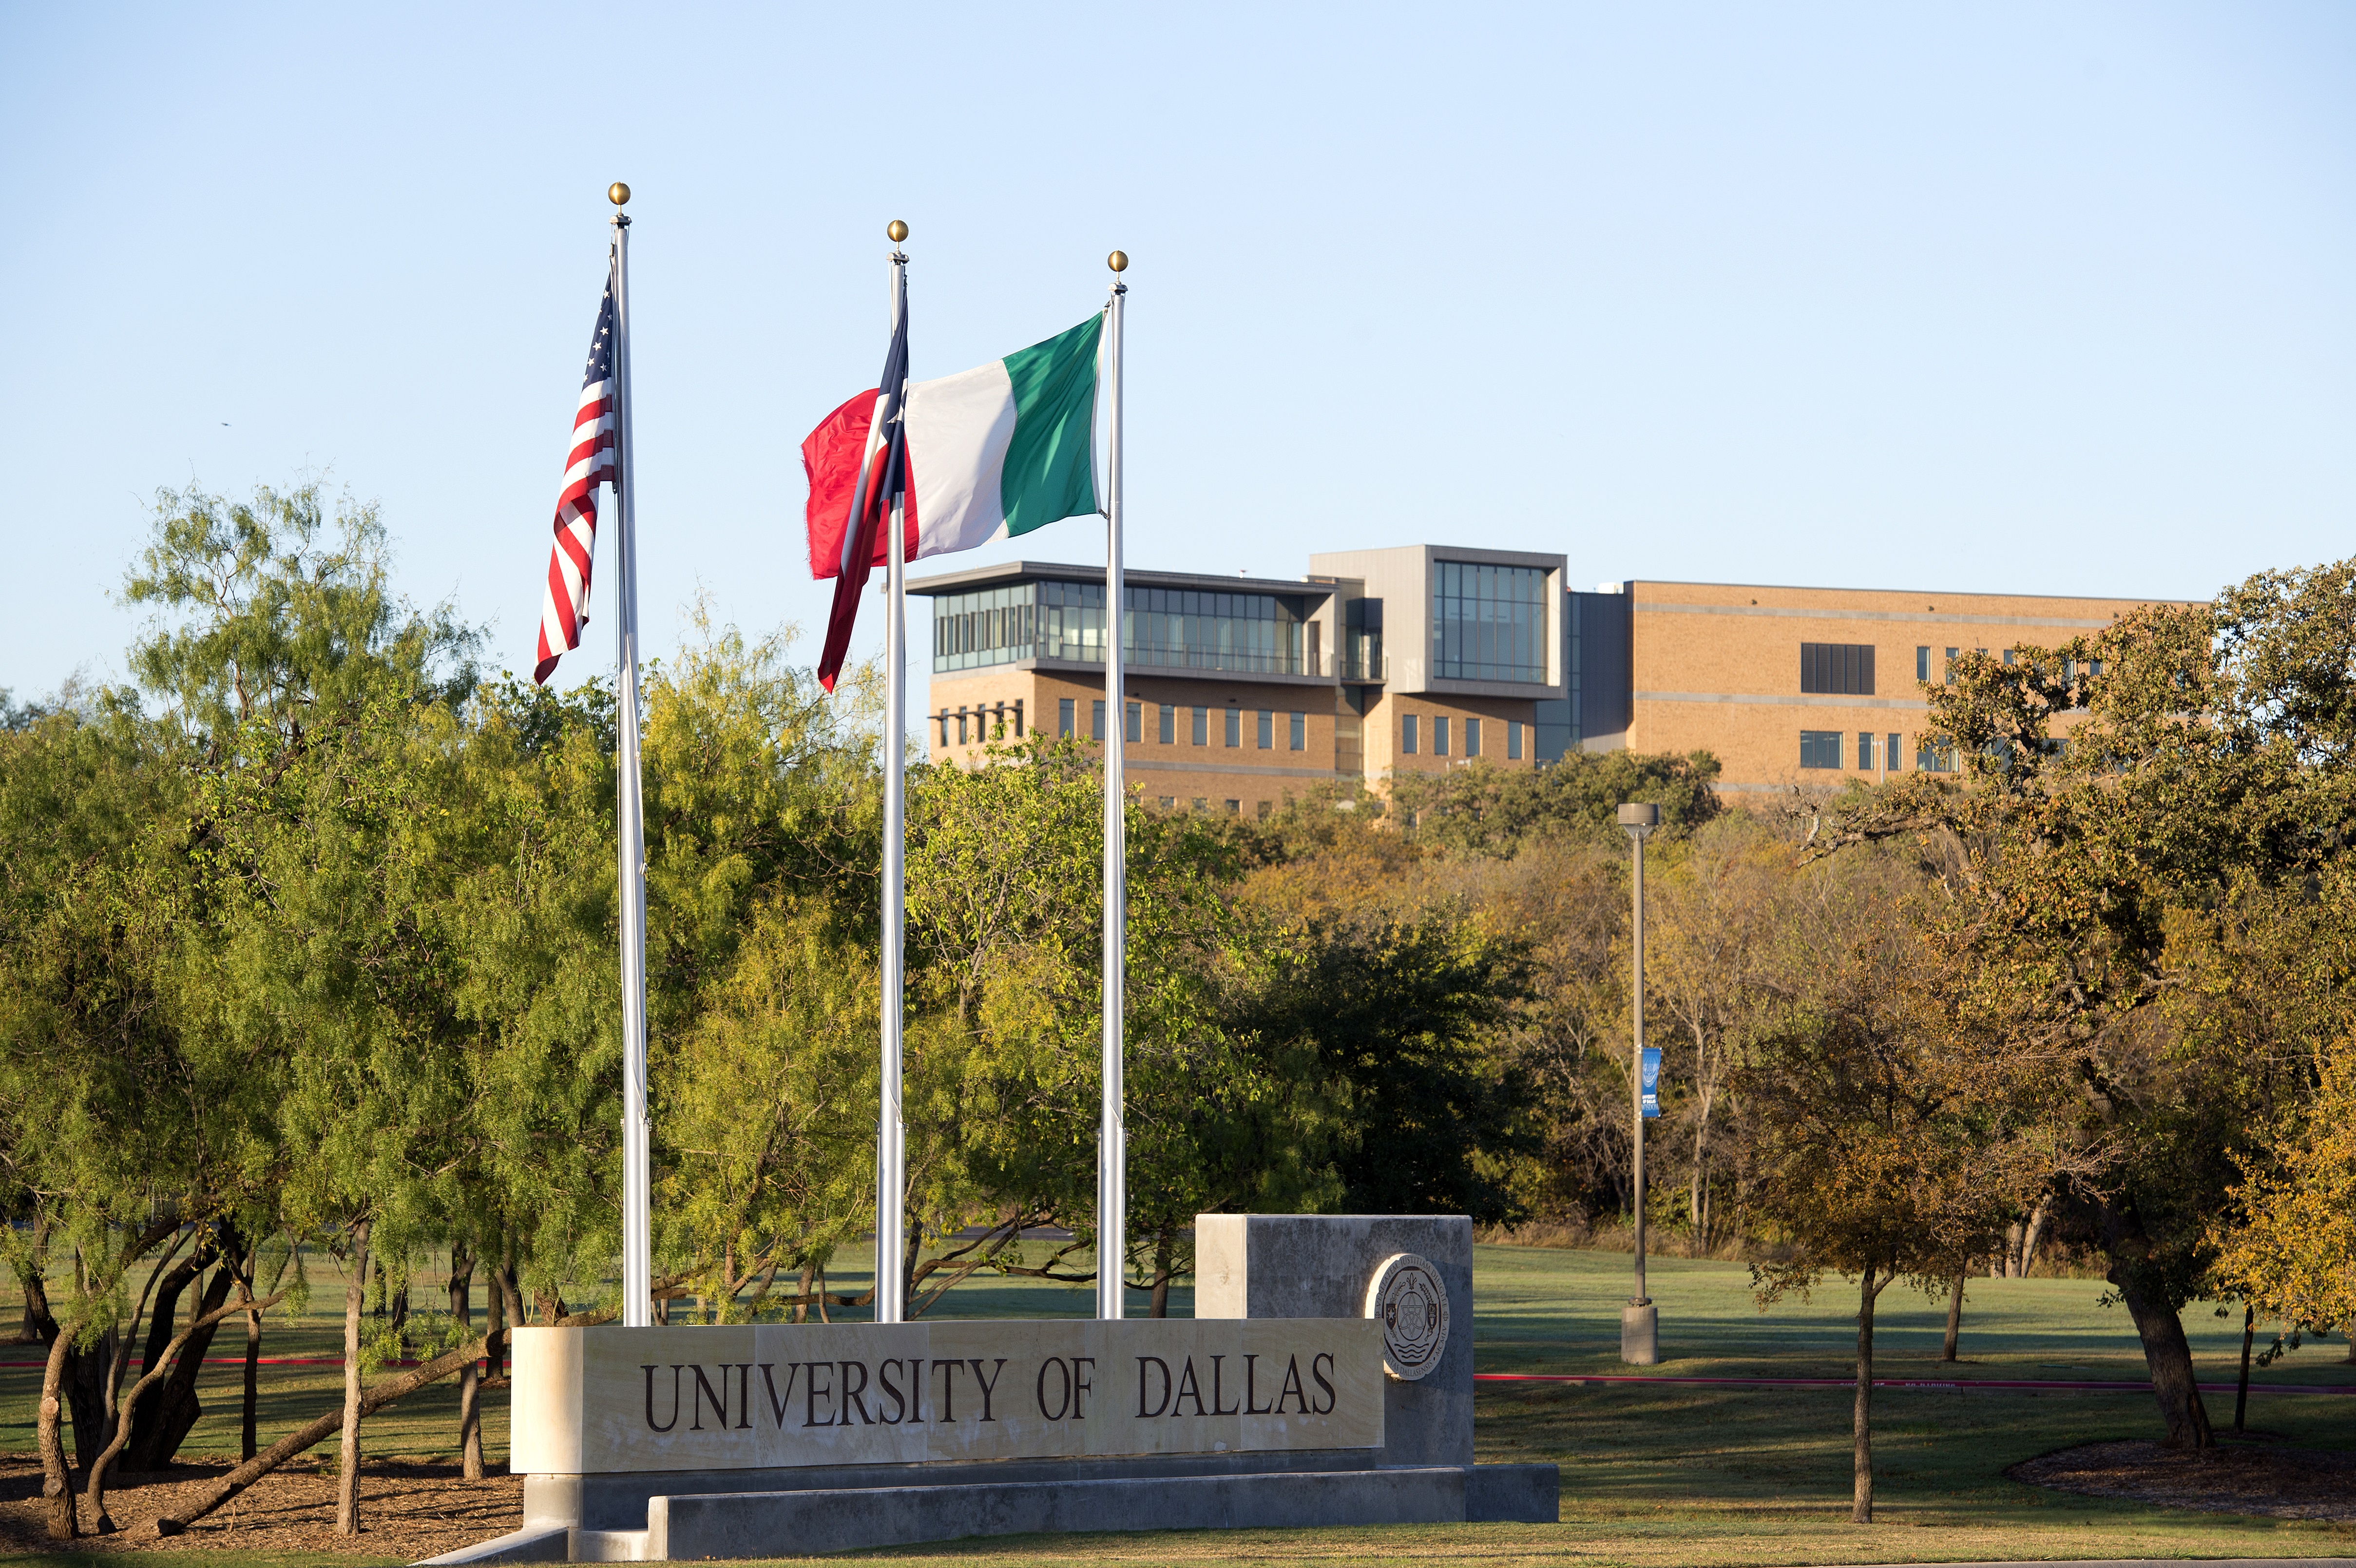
4,1243,2353,1565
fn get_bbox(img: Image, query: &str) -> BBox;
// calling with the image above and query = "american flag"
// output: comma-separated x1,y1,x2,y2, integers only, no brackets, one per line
534,259,620,685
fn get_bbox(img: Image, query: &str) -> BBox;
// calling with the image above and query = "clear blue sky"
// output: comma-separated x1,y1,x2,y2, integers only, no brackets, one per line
4,3,2351,707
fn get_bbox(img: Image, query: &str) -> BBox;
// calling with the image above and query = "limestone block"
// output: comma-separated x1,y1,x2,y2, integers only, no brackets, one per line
1194,1213,1474,1468
510,1318,1381,1476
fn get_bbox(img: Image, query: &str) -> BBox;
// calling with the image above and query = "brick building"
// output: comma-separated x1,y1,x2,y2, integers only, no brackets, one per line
910,547,2171,809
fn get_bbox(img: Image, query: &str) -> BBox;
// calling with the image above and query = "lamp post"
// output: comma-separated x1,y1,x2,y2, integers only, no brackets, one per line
1617,801,1660,1365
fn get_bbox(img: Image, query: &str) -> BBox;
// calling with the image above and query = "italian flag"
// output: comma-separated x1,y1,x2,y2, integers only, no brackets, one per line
804,313,1104,577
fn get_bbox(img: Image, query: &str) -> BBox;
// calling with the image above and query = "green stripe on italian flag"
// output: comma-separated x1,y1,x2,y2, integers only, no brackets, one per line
904,312,1103,558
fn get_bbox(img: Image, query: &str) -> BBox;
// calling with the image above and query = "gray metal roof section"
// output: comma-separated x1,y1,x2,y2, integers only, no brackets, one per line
906,559,1337,602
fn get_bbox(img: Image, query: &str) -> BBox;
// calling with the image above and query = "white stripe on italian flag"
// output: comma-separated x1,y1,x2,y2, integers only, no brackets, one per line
904,312,1104,559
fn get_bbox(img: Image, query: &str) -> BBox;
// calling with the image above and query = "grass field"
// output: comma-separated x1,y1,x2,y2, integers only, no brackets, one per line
4,1243,2354,1565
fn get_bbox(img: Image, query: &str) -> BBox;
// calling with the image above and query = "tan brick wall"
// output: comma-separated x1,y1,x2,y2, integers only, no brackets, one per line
1362,691,1541,780
1624,580,2179,791
925,667,1343,819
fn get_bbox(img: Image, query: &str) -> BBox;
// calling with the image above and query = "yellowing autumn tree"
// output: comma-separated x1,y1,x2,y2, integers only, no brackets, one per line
2211,1037,2356,1336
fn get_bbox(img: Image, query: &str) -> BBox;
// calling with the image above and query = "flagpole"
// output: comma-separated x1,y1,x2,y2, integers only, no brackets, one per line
875,220,911,1326
610,184,653,1330
1097,250,1130,1322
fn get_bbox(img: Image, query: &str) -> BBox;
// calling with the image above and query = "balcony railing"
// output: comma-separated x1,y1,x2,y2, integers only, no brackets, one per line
1339,654,1388,683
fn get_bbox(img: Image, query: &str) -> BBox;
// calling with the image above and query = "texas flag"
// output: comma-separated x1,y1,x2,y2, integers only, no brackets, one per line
802,312,1104,690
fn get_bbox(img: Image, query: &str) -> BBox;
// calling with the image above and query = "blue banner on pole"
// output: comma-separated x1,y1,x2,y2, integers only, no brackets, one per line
1641,1047,1662,1119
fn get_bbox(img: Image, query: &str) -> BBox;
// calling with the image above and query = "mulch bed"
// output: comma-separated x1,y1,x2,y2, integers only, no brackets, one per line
2010,1436,2356,1522
0,1454,522,1558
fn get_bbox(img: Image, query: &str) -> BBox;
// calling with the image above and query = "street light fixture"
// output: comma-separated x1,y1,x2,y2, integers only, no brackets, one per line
1617,801,1661,1366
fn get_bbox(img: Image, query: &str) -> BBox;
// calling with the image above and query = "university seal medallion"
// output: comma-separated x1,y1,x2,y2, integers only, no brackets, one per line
1361,1252,1448,1381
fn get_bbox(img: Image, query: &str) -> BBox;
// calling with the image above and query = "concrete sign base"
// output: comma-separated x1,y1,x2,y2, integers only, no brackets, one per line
420,1215,1557,1564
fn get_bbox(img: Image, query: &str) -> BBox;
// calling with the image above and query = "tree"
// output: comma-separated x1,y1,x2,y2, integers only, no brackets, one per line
905,736,1325,1312
1229,813,1537,1221
1643,815,1792,1251
1814,555,2356,1449
1387,750,1723,859
2210,1033,2356,1339
1743,924,2087,1523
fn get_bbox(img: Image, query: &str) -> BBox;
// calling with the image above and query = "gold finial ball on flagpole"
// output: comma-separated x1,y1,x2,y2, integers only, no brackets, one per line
1108,249,1129,273
608,182,631,207
887,220,908,243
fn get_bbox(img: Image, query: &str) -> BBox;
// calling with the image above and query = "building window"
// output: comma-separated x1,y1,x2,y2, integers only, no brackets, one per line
1800,643,1876,696
1944,648,1958,684
1124,584,1306,676
928,582,1042,675
1402,714,1418,755
1288,711,1305,750
1224,799,1240,815
1224,708,1241,747
1465,717,1482,757
1508,721,1524,760
1256,800,1272,821
1916,646,1931,683
1157,796,1173,810
1058,697,1075,738
1191,706,1207,745
1256,709,1273,749
1888,732,1901,771
1858,731,1876,770
1190,797,1207,813
955,708,969,745
1800,730,1843,769
1091,700,1106,742
1432,560,1547,682
1124,702,1141,743
1918,740,1956,773
1434,716,1451,756
1158,703,1174,744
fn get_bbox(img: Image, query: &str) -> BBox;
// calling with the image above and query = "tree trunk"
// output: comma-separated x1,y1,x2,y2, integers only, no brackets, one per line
64,1334,113,1471
2003,1221,2023,1278
84,1286,287,1533
449,1244,481,1480
36,1318,77,1539
495,1254,524,1371
154,1332,486,1538
2018,1198,2050,1279
2102,1221,2213,1450
481,1253,509,1386
337,1221,370,1536
1853,1265,1879,1524
1942,1267,1965,1363
241,1290,261,1462
136,1241,218,1381
2234,1304,2254,1435
1148,1232,1174,1319
126,1254,237,1471
18,1220,53,1345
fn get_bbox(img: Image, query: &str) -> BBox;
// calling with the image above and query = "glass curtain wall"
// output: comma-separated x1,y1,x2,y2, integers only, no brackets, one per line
931,582,1310,676
1432,561,1547,683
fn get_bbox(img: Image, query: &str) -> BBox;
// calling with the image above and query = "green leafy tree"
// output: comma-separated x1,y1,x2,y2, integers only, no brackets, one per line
1817,556,2356,1448
1388,749,1723,858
